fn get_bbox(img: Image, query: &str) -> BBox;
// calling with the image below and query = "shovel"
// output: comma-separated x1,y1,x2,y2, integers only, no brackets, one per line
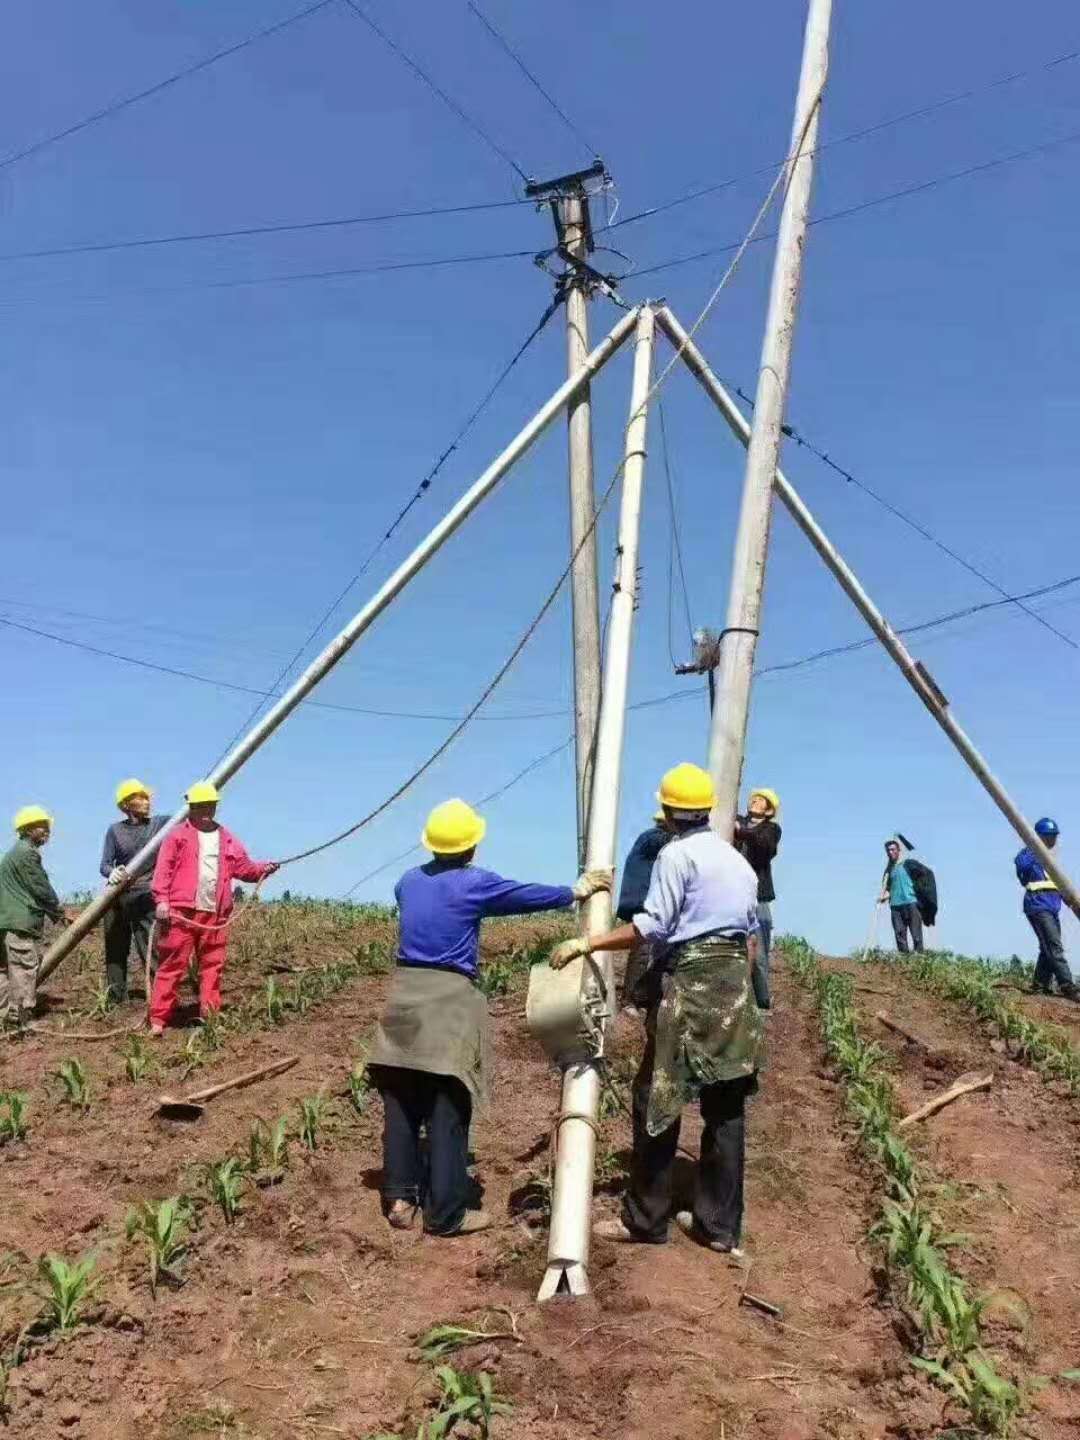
156,1055,299,1120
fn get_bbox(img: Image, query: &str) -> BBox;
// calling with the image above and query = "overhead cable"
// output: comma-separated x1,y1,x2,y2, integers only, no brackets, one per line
634,128,1080,279
0,196,534,265
0,245,536,308
344,734,573,893
723,381,1079,652
604,42,1080,234
340,0,528,184
8,573,1078,722
208,293,565,764
465,1,598,160
0,0,336,171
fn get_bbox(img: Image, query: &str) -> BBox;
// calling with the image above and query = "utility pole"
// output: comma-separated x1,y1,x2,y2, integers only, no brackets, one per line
535,305,656,1301
707,0,833,831
526,160,610,867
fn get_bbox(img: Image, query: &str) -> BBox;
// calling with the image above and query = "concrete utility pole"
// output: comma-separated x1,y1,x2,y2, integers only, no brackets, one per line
655,305,1080,922
563,191,602,867
708,0,833,832
526,160,610,867
537,305,656,1302
37,307,641,985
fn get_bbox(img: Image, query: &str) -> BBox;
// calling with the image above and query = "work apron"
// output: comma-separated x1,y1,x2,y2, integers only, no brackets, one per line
369,964,491,1107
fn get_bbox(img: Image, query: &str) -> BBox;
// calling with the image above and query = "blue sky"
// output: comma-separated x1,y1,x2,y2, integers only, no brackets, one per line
3,0,1078,962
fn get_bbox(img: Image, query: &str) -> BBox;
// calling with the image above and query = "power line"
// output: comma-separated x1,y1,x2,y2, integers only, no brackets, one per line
465,1,598,160
721,382,1080,652
0,196,534,265
633,128,1080,279
0,0,336,171
658,399,694,667
208,293,565,765
604,42,1080,235
340,0,529,184
0,244,536,308
344,734,573,893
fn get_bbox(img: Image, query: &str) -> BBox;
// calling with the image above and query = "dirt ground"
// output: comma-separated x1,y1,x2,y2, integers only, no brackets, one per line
1,919,1074,1438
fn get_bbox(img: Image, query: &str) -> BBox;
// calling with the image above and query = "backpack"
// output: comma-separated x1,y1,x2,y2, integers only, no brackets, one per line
904,859,938,927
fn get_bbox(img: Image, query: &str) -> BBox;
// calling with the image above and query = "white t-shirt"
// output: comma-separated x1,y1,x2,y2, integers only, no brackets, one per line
195,827,221,912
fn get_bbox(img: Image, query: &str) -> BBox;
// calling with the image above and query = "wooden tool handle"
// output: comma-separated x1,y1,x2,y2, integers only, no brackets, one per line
184,1055,299,1104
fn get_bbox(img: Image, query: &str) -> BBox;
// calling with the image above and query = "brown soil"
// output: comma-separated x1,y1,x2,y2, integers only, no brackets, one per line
831,955,1080,1436
2,921,1064,1439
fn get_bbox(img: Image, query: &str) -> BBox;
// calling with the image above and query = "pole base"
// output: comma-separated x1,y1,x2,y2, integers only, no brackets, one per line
537,1261,590,1302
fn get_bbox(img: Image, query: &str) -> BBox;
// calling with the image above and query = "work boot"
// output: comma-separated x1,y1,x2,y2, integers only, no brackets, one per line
438,1210,492,1237
675,1211,746,1261
386,1200,416,1231
1060,984,1080,1003
593,1217,656,1244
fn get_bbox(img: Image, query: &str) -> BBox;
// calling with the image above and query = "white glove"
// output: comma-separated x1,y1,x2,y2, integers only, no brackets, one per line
549,936,592,971
107,866,127,886
155,902,171,925
572,868,613,902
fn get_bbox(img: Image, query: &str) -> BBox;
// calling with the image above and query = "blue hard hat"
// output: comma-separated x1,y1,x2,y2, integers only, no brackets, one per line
1034,817,1059,838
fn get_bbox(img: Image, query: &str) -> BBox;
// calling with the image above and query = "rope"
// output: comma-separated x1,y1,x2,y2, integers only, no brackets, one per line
269,465,625,870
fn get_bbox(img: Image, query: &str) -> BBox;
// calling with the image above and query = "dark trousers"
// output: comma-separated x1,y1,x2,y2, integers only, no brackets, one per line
623,1011,751,1246
1028,909,1073,993
373,1066,472,1235
103,893,156,1003
890,903,924,954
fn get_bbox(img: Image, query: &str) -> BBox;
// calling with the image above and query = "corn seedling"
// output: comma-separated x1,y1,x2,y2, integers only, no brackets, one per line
183,1031,208,1072
199,1009,226,1051
264,978,286,1026
248,1117,289,1181
0,1090,29,1143
35,1252,99,1332
347,1061,370,1115
86,981,114,1018
204,1158,245,1224
0,1355,9,1420
421,1365,512,1440
123,1035,152,1084
297,1091,328,1152
417,1314,518,1362
125,1197,192,1295
783,938,1034,1437
55,1058,91,1111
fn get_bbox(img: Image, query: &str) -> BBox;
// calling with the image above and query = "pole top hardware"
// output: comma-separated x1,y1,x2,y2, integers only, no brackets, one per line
523,158,608,202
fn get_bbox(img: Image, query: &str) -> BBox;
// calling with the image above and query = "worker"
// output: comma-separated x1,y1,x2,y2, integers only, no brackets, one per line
368,798,611,1238
100,779,170,1005
734,787,782,1009
616,810,669,1008
149,782,279,1034
880,838,923,954
0,807,66,1024
1015,818,1078,1000
550,763,763,1256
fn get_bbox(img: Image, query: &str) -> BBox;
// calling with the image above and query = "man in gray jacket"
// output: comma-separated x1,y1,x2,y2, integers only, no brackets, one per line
100,779,169,1004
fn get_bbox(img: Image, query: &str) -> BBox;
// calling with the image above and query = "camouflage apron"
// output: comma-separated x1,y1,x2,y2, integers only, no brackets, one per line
647,932,764,1137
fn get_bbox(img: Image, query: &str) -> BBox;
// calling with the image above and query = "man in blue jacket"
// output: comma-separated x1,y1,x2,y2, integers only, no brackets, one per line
616,811,669,1008
1015,817,1077,1000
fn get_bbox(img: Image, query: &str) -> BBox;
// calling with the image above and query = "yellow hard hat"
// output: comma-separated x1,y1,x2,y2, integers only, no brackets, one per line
13,805,52,833
749,787,780,815
115,778,151,807
421,799,486,855
185,781,220,805
657,763,716,813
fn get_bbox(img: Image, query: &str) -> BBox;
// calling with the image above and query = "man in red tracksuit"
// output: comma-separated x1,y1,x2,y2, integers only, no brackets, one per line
150,781,278,1034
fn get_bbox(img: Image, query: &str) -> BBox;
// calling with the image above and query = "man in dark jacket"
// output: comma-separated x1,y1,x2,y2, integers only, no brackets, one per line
0,806,65,1022
616,813,669,1008
100,779,170,1004
734,788,781,1009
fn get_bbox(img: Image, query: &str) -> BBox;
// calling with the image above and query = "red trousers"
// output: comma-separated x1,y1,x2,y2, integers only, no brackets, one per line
150,910,229,1029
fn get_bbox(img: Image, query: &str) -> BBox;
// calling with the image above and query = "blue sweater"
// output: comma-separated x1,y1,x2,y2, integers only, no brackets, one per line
616,826,669,921
1015,846,1061,916
394,862,574,979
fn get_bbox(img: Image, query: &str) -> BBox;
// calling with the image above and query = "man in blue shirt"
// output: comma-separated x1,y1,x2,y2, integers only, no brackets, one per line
880,839,923,953
369,798,610,1238
1015,817,1077,1000
615,811,669,1008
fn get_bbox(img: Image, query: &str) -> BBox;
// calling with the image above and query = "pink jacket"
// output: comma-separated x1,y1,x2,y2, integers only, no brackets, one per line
152,821,273,918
